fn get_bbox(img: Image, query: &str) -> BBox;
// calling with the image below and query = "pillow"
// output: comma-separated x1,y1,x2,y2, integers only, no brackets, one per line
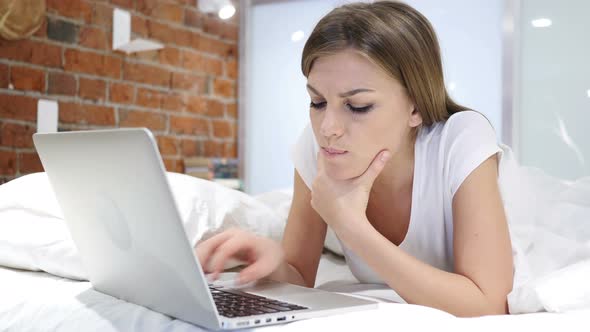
254,189,344,256
0,172,288,280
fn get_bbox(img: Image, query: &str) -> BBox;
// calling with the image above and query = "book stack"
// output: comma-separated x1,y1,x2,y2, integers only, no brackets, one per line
184,157,213,180
184,157,242,191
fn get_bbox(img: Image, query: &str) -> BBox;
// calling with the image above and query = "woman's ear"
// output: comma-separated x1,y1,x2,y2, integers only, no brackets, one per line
408,107,423,128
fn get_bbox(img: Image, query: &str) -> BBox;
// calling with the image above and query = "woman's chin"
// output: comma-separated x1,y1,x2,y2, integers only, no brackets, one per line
324,166,363,180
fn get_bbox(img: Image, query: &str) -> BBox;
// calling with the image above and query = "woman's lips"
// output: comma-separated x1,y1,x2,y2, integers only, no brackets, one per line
322,147,348,158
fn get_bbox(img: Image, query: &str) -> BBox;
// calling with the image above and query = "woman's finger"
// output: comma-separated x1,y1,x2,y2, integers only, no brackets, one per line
208,236,253,279
237,255,275,284
195,230,236,272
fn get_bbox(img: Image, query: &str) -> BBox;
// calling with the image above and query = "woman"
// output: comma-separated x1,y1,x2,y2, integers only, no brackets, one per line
196,1,513,317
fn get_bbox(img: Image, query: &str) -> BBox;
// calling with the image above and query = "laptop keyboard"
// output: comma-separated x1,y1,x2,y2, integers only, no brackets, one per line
208,285,308,318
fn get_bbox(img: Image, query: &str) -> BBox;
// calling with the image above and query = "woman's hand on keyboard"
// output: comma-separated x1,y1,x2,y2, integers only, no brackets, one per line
195,228,285,285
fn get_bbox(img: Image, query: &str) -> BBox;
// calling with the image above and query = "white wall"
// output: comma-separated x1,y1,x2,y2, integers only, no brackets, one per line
517,0,590,180
243,0,504,194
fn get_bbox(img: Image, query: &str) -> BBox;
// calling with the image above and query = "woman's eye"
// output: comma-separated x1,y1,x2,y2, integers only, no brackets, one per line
347,104,373,113
310,101,326,109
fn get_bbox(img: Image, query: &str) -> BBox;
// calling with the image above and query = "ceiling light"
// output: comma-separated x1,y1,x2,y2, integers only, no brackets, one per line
199,0,236,20
531,18,552,28
291,30,304,42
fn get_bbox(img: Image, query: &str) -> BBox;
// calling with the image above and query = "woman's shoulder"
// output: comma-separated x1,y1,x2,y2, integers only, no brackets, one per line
418,110,496,146
444,110,495,133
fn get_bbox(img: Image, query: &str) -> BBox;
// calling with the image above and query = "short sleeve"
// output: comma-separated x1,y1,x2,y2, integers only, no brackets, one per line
443,111,502,198
289,123,319,189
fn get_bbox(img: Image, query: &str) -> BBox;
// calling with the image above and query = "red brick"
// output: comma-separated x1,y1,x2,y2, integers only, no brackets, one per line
0,64,8,88
0,94,37,121
136,0,158,15
206,99,225,117
213,78,235,98
132,15,148,37
111,0,133,9
184,9,202,29
0,151,17,175
152,3,184,23
0,123,36,148
79,78,106,101
170,116,209,136
84,105,115,126
0,40,62,68
186,95,207,115
65,49,121,78
136,87,162,109
0,39,36,62
130,50,159,62
109,82,135,104
123,62,170,87
19,152,44,174
31,42,62,68
203,140,224,157
163,158,184,173
225,58,237,79
181,139,200,157
171,72,206,92
226,103,237,119
119,109,166,131
137,0,183,24
79,27,109,50
203,57,223,76
212,119,233,138
161,93,186,112
0,40,41,67
148,21,191,47
159,47,181,66
93,3,113,27
225,142,237,158
59,102,116,126
181,51,222,76
103,56,122,79
182,50,204,71
47,0,92,22
48,72,77,96
157,136,179,156
33,16,48,38
199,35,235,58
189,32,201,49
222,24,239,42
202,15,224,37
10,66,45,92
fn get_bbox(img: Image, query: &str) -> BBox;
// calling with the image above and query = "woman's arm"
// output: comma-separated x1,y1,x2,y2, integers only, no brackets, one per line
195,169,326,287
335,155,514,317
268,169,328,288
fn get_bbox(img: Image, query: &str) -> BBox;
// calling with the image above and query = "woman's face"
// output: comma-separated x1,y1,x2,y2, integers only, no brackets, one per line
307,48,421,180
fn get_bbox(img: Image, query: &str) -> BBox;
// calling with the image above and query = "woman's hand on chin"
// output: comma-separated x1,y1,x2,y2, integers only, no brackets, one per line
310,149,391,235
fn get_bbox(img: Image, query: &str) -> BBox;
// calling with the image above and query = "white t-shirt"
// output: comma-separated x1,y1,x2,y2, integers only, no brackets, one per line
290,110,502,284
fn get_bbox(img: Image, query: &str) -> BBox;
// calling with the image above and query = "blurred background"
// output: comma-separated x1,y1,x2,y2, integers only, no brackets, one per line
0,0,588,194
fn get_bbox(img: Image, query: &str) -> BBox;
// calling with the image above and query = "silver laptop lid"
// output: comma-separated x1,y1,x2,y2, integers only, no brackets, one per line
33,128,221,330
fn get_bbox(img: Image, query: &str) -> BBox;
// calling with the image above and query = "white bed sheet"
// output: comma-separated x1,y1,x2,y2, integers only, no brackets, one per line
2,255,589,332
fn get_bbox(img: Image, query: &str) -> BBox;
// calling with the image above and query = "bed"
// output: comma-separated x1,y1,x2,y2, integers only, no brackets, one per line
1,172,589,331
1,256,589,331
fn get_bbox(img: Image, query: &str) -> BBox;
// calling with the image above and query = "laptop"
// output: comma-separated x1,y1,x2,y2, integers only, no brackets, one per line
33,128,377,330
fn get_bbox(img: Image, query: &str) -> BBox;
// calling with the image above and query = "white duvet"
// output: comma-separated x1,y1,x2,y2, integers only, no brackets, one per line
1,266,589,332
1,153,590,329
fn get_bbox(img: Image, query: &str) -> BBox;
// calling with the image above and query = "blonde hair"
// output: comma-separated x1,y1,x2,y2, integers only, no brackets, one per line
301,1,466,126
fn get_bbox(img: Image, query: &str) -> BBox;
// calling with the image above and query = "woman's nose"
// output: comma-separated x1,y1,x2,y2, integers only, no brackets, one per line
319,107,345,138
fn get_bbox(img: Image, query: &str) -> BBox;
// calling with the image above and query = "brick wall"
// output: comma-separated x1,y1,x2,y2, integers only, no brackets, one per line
0,0,239,184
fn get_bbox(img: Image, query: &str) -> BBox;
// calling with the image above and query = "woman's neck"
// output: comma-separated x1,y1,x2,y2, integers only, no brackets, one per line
371,134,416,196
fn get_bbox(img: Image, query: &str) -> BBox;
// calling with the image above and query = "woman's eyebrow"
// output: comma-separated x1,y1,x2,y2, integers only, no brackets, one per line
306,84,375,98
